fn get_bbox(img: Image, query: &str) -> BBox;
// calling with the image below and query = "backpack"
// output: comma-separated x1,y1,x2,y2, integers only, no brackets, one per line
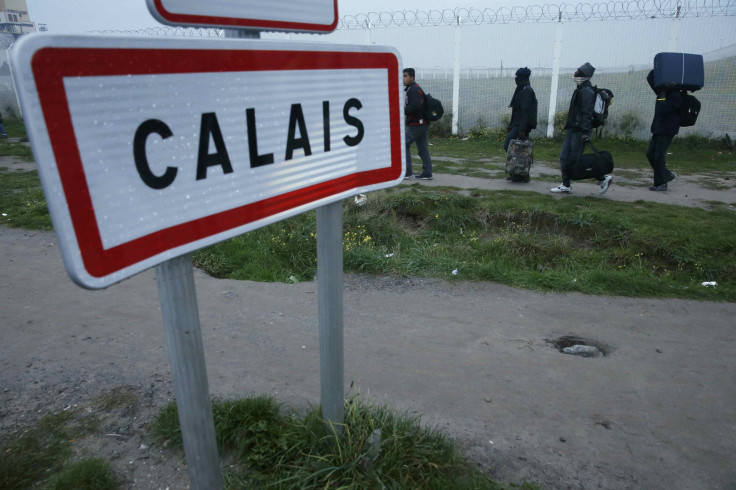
592,86,614,128
423,92,444,122
679,91,701,127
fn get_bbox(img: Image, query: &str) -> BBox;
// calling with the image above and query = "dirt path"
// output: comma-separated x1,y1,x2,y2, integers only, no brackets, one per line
417,156,736,210
2,160,736,489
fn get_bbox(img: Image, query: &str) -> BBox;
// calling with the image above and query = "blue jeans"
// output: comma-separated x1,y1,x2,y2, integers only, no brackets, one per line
405,124,432,177
503,127,520,152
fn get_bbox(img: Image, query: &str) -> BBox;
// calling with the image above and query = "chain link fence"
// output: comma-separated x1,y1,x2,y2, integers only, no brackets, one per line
3,1,735,139
321,1,736,139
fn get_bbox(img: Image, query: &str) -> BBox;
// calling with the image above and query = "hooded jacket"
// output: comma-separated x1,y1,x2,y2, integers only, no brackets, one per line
564,79,595,132
508,77,538,133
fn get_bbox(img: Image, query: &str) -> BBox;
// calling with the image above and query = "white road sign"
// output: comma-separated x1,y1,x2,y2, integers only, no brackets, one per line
11,35,403,289
146,0,338,32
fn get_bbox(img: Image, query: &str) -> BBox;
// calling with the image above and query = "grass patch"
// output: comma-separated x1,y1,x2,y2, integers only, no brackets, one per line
195,186,736,301
151,394,537,489
93,385,140,412
3,118,29,141
0,169,51,229
47,459,119,490
0,410,112,490
1,136,734,300
0,118,32,158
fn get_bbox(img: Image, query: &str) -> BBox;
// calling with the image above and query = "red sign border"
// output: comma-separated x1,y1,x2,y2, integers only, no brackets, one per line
151,0,338,32
31,46,401,279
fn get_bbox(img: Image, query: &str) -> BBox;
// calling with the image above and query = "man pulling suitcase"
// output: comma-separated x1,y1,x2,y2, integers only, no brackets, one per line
505,67,538,183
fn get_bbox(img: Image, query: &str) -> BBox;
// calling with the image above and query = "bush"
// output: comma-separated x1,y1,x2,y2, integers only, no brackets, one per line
553,110,568,139
609,111,643,138
428,111,454,138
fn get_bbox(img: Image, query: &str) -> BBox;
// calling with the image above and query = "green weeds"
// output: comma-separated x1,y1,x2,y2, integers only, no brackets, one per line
47,459,119,490
0,411,115,490
0,169,51,229
1,132,734,300
194,186,736,301
151,394,537,489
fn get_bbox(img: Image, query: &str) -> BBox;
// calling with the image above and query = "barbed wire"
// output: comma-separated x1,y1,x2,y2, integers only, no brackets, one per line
339,1,736,29
89,0,735,38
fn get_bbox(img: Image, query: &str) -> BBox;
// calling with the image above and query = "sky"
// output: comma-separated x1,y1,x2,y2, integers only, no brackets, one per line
25,0,538,33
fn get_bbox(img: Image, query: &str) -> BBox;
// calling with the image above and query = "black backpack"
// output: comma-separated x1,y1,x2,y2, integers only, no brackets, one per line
679,91,701,127
592,86,614,128
423,92,444,122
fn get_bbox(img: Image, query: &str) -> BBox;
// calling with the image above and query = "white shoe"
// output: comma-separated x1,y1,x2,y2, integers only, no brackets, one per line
550,184,572,194
599,175,613,195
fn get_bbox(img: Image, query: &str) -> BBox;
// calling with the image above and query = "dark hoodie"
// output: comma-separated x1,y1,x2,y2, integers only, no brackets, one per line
646,70,682,136
508,68,538,133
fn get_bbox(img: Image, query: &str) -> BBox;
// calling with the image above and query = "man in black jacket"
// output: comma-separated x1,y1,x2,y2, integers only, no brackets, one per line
505,67,538,182
646,70,680,191
403,68,433,180
551,62,612,195
505,67,537,150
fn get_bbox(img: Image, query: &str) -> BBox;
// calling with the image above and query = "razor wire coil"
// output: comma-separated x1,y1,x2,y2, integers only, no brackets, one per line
90,0,736,37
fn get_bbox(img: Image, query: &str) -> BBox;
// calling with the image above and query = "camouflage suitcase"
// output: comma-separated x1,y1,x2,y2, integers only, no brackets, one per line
506,139,533,180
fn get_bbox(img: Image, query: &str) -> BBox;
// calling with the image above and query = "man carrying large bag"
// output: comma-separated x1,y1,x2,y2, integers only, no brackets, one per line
550,62,613,195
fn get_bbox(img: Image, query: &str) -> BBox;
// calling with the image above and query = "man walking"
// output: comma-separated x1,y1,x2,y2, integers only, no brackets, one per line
645,70,680,191
551,62,612,195
403,68,433,180
505,67,538,182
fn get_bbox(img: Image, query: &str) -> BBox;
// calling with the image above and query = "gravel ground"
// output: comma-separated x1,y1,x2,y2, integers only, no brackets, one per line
2,157,736,489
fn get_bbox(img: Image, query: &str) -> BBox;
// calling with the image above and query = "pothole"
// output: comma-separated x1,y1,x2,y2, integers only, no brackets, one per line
546,335,608,358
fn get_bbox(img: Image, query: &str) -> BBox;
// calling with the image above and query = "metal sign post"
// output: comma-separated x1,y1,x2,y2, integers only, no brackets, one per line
156,254,223,489
317,201,345,426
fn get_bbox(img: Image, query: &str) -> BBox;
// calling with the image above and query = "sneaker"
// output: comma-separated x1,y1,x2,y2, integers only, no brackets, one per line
403,174,415,180
649,184,668,191
416,174,433,180
666,171,676,183
550,184,572,194
599,175,613,195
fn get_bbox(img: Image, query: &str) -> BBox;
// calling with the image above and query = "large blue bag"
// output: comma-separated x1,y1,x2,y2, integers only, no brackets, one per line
653,52,704,92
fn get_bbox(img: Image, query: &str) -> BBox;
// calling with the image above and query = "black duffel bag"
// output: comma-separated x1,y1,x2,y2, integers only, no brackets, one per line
570,140,614,181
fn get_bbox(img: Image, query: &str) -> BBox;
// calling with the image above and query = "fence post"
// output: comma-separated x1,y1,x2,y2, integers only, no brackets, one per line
547,14,563,138
452,15,462,135
667,5,681,51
